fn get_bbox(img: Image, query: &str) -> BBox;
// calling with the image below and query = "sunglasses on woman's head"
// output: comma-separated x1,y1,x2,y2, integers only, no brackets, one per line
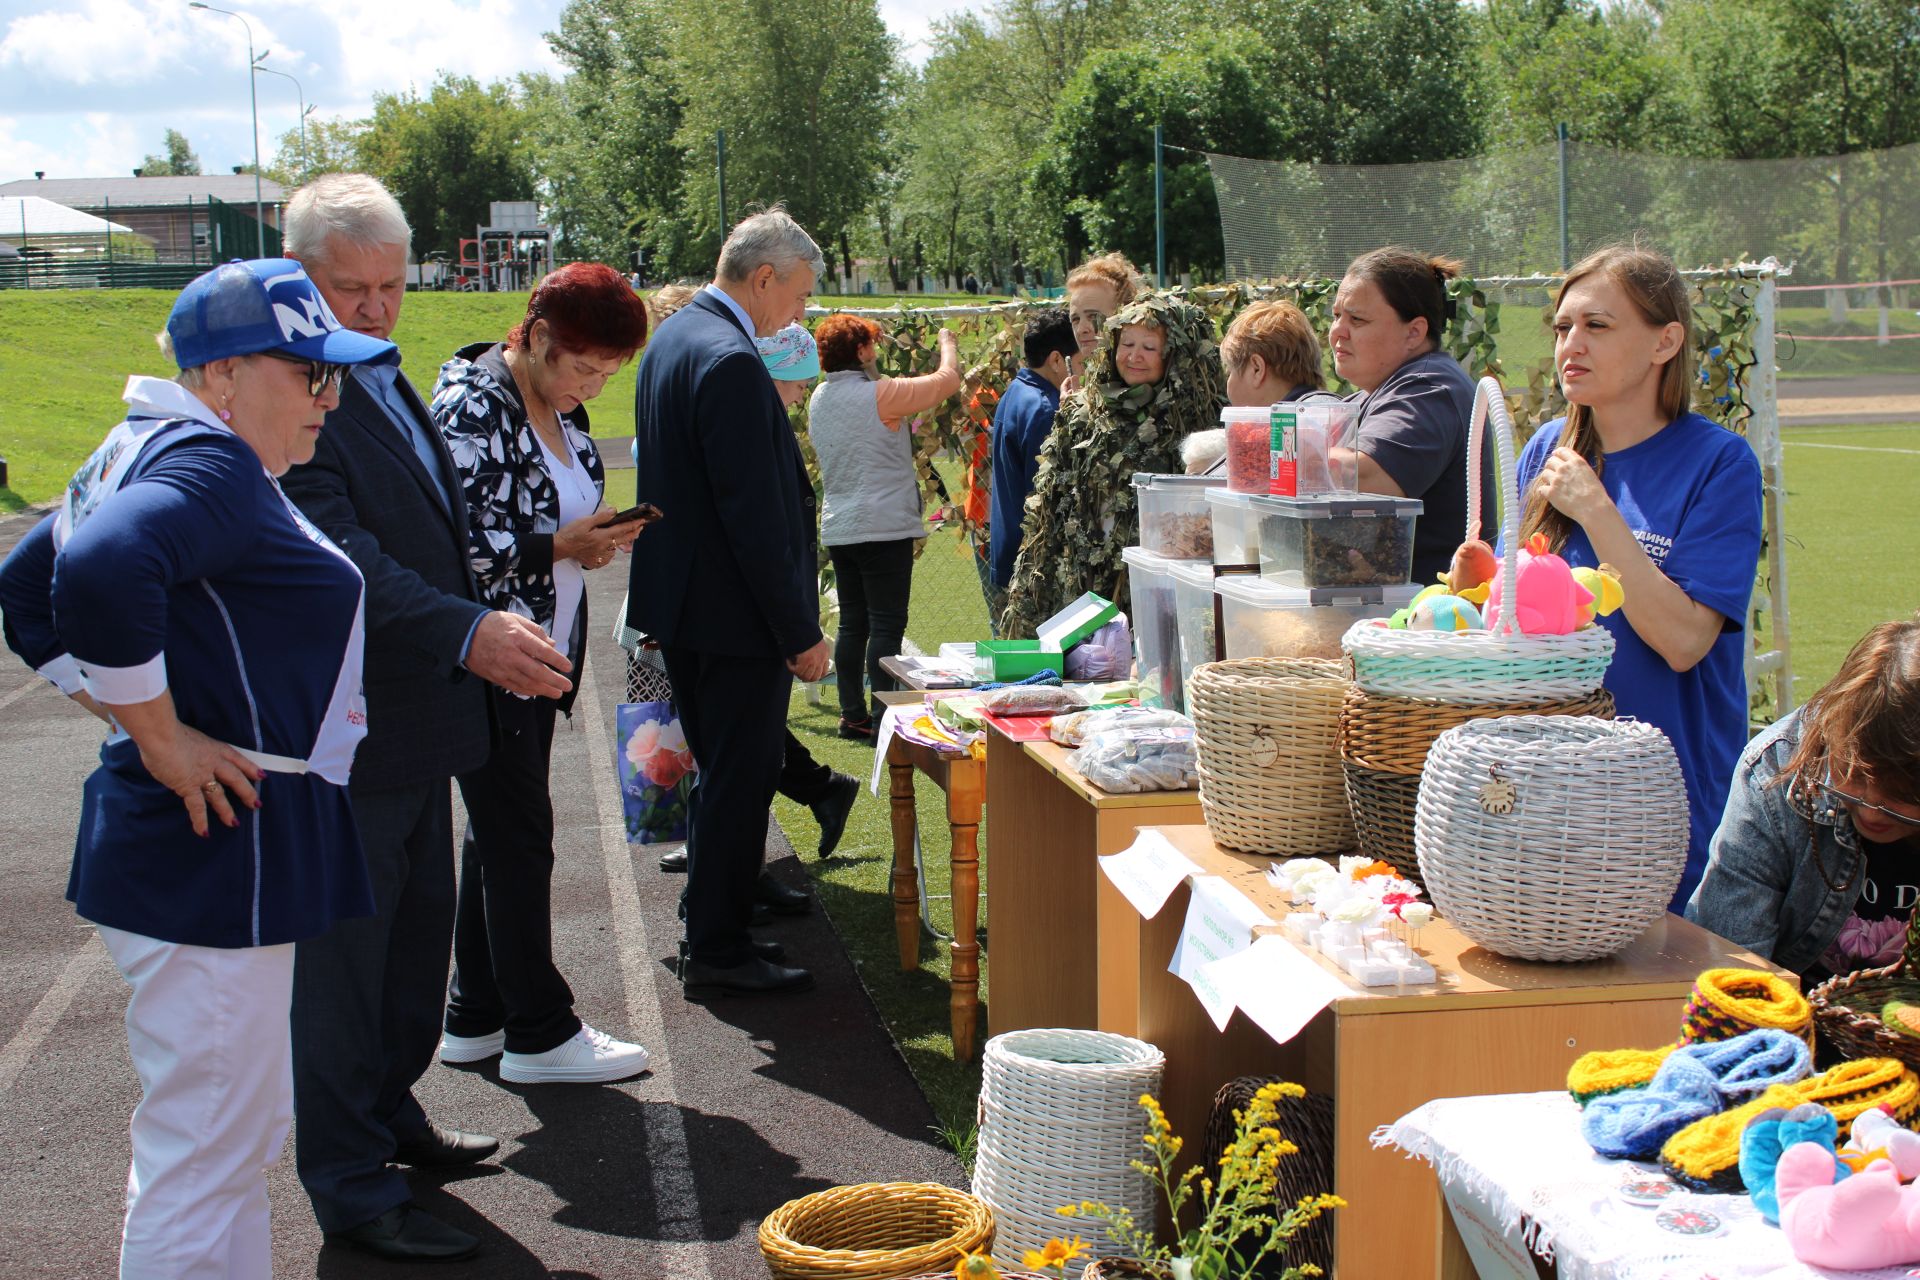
262,350,349,397
1821,772,1920,830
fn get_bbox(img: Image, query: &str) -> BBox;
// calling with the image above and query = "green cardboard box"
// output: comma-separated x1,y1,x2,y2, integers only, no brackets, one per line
973,591,1119,680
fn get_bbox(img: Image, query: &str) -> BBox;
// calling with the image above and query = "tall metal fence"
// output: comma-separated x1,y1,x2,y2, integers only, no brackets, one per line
0,195,279,290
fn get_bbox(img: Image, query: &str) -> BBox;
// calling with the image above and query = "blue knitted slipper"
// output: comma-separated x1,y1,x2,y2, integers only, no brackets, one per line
1684,1027,1812,1102
1583,1050,1723,1160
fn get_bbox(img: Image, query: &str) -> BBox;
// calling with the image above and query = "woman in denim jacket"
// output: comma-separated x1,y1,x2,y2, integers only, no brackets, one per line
1686,617,1920,982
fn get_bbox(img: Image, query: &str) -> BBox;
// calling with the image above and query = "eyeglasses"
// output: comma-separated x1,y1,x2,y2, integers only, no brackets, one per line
262,350,349,397
1820,772,1920,830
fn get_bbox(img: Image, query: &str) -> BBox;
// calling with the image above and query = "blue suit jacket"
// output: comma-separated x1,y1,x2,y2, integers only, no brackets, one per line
626,290,821,660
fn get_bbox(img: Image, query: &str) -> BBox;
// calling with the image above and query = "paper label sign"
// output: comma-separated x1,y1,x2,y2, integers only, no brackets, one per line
868,705,903,796
1169,876,1274,1030
1198,935,1353,1045
1099,830,1204,920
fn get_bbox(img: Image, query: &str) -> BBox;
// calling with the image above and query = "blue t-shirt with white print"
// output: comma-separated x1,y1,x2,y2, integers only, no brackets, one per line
1514,412,1763,911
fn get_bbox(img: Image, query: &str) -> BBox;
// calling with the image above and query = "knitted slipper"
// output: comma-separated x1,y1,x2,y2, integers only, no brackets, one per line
1582,1050,1724,1160
1801,1057,1920,1135
1568,1044,1676,1106
1684,968,1814,1050
1687,1027,1813,1102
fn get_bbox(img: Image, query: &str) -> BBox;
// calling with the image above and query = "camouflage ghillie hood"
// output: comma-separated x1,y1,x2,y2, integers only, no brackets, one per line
1000,294,1225,637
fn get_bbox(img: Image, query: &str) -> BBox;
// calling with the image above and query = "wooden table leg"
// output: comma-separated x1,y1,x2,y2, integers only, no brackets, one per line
889,753,920,971
947,760,985,1060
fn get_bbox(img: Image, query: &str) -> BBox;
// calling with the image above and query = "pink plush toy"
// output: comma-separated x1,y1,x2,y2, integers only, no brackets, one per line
1484,533,1594,636
1776,1140,1920,1269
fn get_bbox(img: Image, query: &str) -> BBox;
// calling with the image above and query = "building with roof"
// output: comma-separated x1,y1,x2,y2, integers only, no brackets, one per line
0,174,285,261
0,195,141,247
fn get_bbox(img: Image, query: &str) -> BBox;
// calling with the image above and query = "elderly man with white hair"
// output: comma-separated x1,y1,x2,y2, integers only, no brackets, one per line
628,207,830,999
279,173,571,1263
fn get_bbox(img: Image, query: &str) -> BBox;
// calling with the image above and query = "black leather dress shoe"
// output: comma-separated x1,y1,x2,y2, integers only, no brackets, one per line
392,1123,498,1169
810,772,860,858
755,871,812,916
658,846,688,873
751,937,786,963
329,1203,479,1262
682,955,814,1000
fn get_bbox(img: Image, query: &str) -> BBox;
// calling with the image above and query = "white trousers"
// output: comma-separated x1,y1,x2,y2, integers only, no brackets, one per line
100,925,295,1280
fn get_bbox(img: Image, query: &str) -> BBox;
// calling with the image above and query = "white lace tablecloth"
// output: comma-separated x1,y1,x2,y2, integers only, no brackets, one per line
1375,1091,1919,1280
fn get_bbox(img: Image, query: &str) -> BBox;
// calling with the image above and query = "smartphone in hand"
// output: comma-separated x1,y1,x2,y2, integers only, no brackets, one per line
600,502,663,528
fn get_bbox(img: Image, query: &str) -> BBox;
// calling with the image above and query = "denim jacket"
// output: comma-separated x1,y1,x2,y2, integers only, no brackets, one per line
1684,707,1866,976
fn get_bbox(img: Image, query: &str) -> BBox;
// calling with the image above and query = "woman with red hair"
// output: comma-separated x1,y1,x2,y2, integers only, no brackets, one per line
429,261,655,1084
809,313,961,738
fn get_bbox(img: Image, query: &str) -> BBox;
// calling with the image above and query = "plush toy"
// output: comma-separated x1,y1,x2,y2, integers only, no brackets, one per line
1570,564,1625,625
1742,1103,1845,1224
1484,533,1594,636
1844,1105,1920,1179
1776,1139,1920,1269
1446,538,1497,603
1408,594,1485,632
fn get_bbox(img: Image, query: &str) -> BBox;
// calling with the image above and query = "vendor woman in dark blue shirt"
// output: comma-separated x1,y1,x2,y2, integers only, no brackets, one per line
1513,244,1764,911
0,259,392,1277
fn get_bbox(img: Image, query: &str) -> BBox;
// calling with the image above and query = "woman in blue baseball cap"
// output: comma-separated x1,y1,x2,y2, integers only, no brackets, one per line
0,258,395,1277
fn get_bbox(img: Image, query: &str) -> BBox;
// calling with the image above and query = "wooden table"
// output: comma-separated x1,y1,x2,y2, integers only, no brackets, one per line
1097,824,1787,1280
876,686,985,1061
985,721,1203,1037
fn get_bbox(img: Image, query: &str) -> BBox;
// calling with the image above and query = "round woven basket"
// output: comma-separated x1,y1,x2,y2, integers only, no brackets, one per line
1415,716,1689,962
1189,657,1353,857
1199,1078,1335,1277
1339,686,1616,883
758,1182,995,1280
1341,377,1614,704
971,1029,1164,1266
1811,909,1920,1070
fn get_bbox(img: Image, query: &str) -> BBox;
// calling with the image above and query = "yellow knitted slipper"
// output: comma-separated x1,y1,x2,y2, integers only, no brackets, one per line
1800,1057,1920,1135
1684,969,1813,1050
1568,1044,1677,1106
1659,1083,1807,1192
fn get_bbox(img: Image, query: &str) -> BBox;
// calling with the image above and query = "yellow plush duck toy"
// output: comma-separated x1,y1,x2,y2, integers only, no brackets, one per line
1571,563,1625,627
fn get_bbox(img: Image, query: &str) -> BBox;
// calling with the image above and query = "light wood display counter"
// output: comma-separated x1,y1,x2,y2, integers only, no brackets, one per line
1097,824,1788,1279
983,720,1201,1038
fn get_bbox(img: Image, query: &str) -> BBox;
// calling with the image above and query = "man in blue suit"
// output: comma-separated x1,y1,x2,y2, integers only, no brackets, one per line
629,208,829,999
281,174,572,1262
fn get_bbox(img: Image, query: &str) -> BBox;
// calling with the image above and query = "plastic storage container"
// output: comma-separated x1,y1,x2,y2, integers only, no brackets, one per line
1133,472,1228,559
1252,493,1424,587
1220,407,1274,494
1169,560,1222,708
1287,401,1361,495
1121,546,1189,711
1218,577,1422,662
1206,489,1265,569
973,591,1119,680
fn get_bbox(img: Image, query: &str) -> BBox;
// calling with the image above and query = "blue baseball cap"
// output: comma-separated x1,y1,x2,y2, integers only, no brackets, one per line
755,324,820,382
166,258,396,371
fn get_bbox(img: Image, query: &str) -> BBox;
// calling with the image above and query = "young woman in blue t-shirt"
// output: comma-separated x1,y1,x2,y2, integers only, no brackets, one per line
1514,245,1764,910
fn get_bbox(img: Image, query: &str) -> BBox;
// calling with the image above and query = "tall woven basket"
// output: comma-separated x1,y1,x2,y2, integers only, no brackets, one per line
1339,686,1616,884
1343,377,1613,703
971,1029,1164,1266
1811,908,1920,1071
1415,716,1689,962
1189,657,1354,857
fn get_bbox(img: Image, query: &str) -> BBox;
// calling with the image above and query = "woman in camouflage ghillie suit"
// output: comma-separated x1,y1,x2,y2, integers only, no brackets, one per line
1000,294,1226,637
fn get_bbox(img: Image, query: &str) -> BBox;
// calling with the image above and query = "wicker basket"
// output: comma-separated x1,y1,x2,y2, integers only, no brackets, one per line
1339,686,1616,883
1199,1077,1335,1277
759,1182,995,1280
1811,907,1920,1070
1189,657,1353,857
972,1029,1164,1266
1415,716,1689,962
1342,377,1614,704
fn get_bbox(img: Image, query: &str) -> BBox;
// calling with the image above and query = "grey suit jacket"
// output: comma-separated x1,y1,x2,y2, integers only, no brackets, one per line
282,373,492,790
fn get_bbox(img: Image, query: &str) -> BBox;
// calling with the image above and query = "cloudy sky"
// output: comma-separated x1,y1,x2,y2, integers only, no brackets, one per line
0,0,976,182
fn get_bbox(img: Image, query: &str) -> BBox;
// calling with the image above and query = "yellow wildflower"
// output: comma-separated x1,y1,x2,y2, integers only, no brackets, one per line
954,1249,1000,1279
1022,1237,1091,1271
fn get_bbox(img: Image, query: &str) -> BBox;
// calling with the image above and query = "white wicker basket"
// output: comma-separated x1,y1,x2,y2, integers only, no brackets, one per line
970,1028,1164,1266
1414,715,1688,962
1342,377,1614,704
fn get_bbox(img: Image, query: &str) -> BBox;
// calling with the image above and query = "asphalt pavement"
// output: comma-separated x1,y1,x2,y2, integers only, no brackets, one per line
0,508,961,1279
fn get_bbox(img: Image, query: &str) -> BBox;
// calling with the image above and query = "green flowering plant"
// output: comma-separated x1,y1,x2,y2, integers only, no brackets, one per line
1047,1083,1343,1280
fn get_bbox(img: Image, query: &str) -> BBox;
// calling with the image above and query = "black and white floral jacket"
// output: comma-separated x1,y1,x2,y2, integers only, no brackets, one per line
430,341,603,651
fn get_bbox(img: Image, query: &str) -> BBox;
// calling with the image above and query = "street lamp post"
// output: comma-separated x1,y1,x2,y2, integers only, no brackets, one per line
188,2,265,257
254,60,311,179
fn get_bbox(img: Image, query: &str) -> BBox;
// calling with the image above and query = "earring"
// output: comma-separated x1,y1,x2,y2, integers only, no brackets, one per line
218,396,233,423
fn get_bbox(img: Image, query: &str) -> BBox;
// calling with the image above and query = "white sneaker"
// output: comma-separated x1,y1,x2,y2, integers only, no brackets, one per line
439,1029,506,1063
499,1024,650,1084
